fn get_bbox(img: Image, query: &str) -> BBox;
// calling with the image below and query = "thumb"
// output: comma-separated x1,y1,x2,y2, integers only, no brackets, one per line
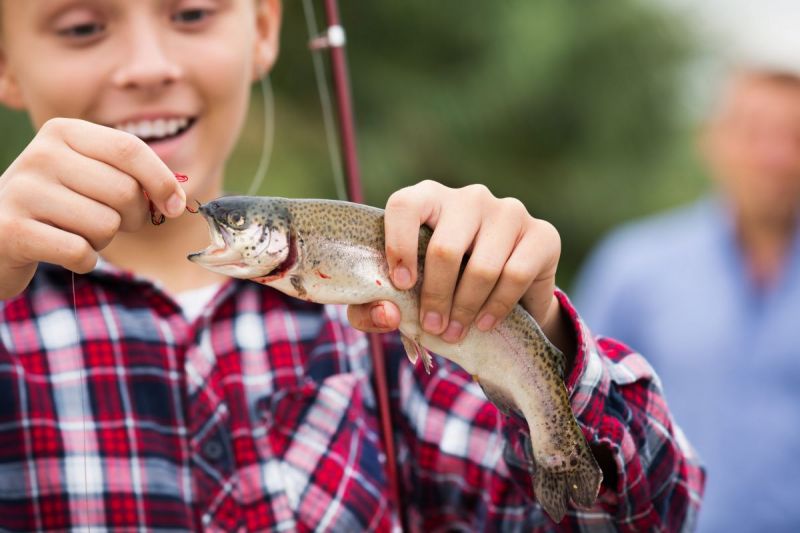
347,301,401,333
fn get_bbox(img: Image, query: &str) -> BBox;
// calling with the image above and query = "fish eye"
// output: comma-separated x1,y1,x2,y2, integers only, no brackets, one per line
227,211,246,228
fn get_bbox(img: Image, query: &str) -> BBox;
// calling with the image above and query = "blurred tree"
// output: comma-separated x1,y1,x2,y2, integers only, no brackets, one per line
0,0,702,285
263,0,703,284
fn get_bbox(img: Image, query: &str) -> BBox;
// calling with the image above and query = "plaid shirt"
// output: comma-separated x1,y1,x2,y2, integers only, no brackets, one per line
0,262,704,532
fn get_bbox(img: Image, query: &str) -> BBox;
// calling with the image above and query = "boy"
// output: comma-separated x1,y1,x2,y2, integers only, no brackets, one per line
0,1,703,530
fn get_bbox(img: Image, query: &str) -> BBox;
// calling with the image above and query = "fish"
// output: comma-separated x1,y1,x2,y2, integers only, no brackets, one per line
188,195,603,522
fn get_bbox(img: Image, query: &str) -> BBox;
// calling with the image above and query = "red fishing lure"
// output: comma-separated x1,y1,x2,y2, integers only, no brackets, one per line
148,172,198,225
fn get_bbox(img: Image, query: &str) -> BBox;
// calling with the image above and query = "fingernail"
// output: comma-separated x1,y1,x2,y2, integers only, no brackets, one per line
392,266,412,289
442,320,463,343
370,304,388,329
422,311,442,333
476,313,496,331
165,193,184,217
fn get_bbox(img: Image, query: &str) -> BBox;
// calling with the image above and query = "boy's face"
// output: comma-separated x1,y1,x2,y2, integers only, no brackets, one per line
0,0,280,195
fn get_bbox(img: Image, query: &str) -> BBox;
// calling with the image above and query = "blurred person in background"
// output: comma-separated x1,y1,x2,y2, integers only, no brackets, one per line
573,33,800,533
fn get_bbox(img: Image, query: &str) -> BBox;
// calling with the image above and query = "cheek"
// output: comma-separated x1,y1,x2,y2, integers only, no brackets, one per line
10,47,111,128
189,37,255,161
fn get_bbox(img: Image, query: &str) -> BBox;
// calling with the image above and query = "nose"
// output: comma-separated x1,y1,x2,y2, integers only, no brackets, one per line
111,19,183,91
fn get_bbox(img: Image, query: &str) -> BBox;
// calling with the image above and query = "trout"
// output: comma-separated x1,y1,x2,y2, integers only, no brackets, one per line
188,196,602,522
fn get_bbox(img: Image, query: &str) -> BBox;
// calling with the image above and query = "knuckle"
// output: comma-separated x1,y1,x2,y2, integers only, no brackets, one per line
463,183,492,200
417,179,444,193
112,133,145,162
1,215,24,238
65,239,96,271
67,237,92,259
504,263,534,286
421,286,450,306
486,298,515,319
40,117,69,136
96,210,122,242
500,196,528,216
385,187,415,211
13,144,56,175
470,262,502,285
451,301,480,319
116,180,142,205
428,241,461,263
534,217,559,239
532,218,562,256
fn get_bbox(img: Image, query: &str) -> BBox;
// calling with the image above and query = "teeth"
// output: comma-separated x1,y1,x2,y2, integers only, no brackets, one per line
115,117,190,140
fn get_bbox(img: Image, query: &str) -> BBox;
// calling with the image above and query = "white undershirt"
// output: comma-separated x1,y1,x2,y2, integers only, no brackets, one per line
174,283,223,322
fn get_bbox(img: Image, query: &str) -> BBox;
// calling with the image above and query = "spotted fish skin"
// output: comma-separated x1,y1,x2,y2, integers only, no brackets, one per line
189,196,603,522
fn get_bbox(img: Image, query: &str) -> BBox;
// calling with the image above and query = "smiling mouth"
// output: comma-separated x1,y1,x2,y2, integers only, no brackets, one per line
114,117,197,144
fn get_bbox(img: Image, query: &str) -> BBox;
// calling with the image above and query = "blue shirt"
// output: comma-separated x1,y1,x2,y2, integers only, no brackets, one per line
573,197,800,533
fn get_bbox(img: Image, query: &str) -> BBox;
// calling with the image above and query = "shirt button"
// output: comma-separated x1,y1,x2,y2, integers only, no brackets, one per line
203,439,225,461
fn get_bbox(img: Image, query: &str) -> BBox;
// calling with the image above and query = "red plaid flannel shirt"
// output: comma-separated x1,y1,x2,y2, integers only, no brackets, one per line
0,262,704,531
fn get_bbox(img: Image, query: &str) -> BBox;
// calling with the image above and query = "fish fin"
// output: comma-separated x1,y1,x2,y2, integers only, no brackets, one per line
420,347,434,374
399,334,419,366
475,377,518,416
290,275,306,298
399,334,434,374
532,447,603,523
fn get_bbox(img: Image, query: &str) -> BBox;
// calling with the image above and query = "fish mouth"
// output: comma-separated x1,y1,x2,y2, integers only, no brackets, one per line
187,217,245,269
188,205,297,280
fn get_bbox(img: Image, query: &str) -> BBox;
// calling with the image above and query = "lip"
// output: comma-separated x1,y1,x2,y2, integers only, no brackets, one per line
109,112,196,125
106,112,198,162
144,118,197,161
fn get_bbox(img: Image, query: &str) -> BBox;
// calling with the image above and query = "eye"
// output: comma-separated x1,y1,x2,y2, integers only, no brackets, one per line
53,8,107,45
172,9,208,23
58,22,106,39
171,4,216,29
227,211,246,228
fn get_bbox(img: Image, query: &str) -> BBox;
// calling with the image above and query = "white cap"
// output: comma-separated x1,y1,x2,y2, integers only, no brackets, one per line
719,7,800,76
662,0,800,76
653,0,800,116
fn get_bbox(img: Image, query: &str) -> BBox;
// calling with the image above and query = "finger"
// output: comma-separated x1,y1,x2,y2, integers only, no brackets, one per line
25,180,122,251
55,152,149,232
12,219,98,274
443,212,522,342
383,181,441,290
477,219,560,329
44,118,186,217
419,208,481,335
518,220,561,323
347,301,402,333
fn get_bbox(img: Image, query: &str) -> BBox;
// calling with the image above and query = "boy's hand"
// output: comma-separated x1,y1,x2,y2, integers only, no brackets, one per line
348,180,572,357
0,118,186,300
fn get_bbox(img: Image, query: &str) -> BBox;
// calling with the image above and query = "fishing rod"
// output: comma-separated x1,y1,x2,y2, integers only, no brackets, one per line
304,0,406,527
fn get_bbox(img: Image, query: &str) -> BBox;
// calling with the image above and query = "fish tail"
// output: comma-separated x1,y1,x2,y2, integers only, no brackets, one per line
533,447,603,523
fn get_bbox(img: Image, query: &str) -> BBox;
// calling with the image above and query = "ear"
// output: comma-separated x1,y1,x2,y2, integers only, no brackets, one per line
252,0,282,81
0,48,26,110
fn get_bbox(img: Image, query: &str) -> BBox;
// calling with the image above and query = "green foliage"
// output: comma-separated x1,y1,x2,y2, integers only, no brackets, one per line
261,0,707,284
0,0,706,286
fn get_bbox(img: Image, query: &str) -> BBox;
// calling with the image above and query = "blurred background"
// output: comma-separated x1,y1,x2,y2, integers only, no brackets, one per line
0,0,705,288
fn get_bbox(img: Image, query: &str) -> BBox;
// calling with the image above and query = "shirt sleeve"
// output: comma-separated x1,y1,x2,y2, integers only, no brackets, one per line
390,290,705,532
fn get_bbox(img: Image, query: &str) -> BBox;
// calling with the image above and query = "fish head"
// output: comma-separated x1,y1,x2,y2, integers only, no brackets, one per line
188,196,295,280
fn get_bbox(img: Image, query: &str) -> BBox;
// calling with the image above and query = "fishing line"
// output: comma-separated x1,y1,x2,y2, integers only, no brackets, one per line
246,74,276,196
301,0,349,201
72,272,92,531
